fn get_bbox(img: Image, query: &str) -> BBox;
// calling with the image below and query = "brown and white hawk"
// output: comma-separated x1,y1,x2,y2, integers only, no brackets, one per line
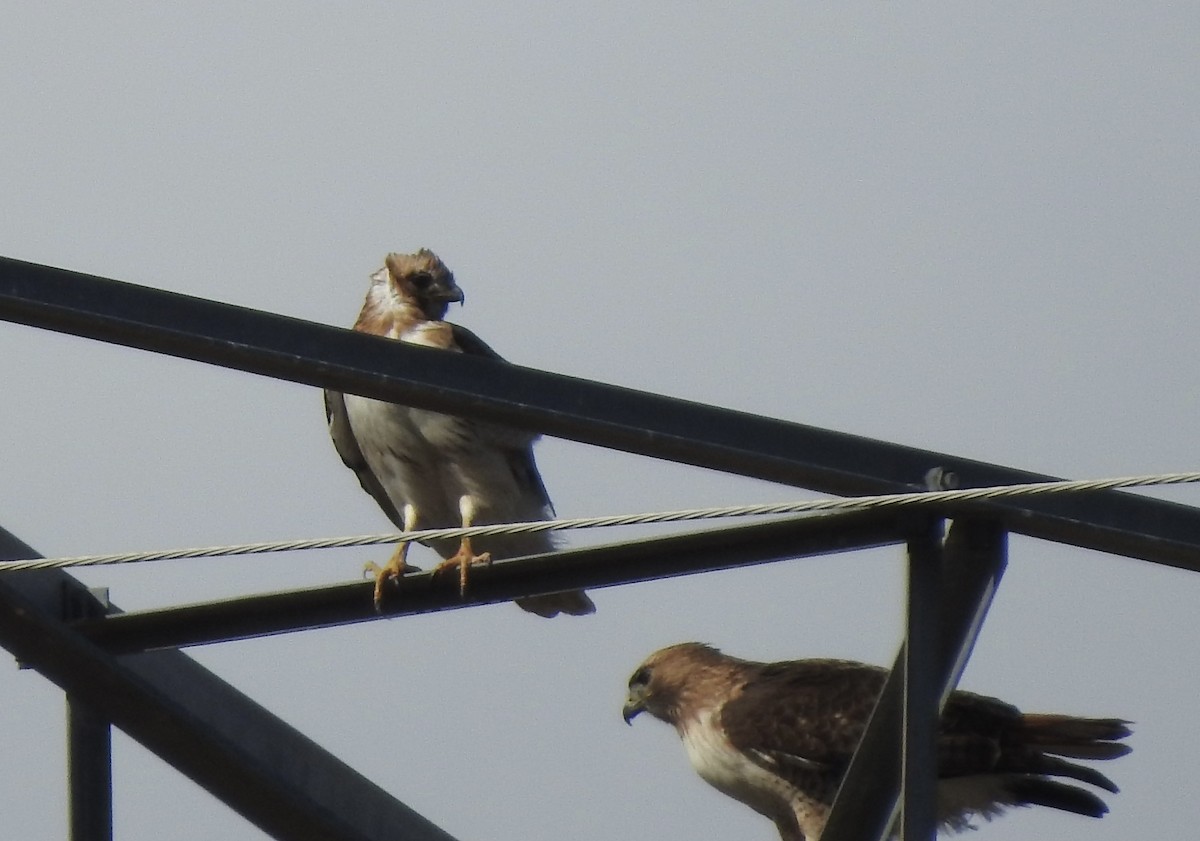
324,249,594,617
623,642,1130,840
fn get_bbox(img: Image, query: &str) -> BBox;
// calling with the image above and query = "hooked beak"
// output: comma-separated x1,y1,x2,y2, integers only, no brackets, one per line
622,689,646,725
433,283,464,306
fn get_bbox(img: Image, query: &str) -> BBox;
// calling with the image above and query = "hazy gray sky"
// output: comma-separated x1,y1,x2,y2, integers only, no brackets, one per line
2,3,1197,839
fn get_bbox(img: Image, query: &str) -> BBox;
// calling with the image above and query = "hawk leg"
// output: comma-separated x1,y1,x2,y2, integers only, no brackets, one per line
433,495,492,596
364,504,419,611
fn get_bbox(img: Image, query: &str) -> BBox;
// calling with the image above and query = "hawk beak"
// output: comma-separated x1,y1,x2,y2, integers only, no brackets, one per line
622,694,645,725
432,285,464,306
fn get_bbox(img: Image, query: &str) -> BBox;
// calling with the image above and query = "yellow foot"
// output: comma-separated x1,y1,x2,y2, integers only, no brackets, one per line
364,550,409,612
433,540,492,596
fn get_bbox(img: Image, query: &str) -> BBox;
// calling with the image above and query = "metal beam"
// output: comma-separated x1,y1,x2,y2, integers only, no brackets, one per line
0,526,459,841
901,520,943,841
821,519,1008,841
2,257,1200,572
73,510,908,653
64,578,114,841
67,697,112,841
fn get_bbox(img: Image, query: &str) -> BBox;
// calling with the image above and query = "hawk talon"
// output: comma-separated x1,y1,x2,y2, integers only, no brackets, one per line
367,544,411,612
433,545,492,597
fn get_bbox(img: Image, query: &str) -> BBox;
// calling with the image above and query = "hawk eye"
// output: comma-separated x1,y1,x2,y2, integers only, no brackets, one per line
629,667,650,688
410,272,435,290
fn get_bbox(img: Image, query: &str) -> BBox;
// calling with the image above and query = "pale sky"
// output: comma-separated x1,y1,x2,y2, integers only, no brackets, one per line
1,3,1198,839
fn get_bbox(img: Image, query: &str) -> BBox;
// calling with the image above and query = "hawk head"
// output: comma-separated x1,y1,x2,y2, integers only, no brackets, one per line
376,249,464,321
623,643,731,727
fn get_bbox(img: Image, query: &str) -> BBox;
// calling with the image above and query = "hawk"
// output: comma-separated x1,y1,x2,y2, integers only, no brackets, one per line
623,643,1130,840
324,249,595,618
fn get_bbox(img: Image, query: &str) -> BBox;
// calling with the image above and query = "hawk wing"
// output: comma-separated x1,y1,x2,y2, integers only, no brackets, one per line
720,660,887,782
444,322,550,462
324,388,404,529
722,660,1127,827
404,322,553,517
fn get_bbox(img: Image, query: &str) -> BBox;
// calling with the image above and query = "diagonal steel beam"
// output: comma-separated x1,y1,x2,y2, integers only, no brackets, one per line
72,510,909,654
0,526,459,841
822,519,1008,841
2,256,1199,571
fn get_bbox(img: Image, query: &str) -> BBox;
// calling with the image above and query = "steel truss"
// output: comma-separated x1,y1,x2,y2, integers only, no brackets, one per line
2,256,1197,840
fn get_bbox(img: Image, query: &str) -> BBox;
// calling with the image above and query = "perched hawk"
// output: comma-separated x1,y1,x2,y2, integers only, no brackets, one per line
623,643,1130,841
325,249,595,618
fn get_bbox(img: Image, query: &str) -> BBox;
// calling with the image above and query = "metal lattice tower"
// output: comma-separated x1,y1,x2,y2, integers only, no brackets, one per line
2,255,1197,841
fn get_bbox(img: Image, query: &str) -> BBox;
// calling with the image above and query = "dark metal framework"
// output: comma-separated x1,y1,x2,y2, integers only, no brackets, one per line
1,255,1197,841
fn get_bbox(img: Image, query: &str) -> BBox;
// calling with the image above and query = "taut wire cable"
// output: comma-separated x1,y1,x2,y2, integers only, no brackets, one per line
3,470,1198,572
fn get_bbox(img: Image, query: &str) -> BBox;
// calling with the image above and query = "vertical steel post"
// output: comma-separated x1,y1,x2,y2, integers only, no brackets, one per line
68,697,112,841
822,518,1007,841
902,520,942,841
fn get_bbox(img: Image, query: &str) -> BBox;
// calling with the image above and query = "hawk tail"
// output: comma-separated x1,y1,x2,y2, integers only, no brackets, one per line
992,712,1131,819
1019,714,1133,761
1002,776,1109,818
515,590,597,618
